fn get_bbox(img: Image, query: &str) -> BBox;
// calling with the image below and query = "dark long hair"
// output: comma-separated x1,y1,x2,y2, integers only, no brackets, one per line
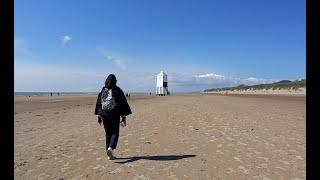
105,74,117,89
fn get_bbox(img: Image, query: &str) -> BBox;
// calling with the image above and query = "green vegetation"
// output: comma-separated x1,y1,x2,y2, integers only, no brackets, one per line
204,79,306,92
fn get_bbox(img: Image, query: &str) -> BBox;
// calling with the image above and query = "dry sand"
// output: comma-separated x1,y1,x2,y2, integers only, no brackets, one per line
14,93,305,180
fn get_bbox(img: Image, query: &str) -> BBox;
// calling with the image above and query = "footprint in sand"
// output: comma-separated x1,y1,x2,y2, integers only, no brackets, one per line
275,166,286,171
278,160,290,165
253,175,272,180
234,156,243,163
257,157,269,162
216,150,224,154
295,156,304,160
226,167,234,173
237,141,248,146
226,137,234,141
125,163,135,168
109,167,123,174
63,162,70,167
133,175,150,180
36,173,50,180
289,149,299,154
238,166,249,174
253,150,262,155
273,149,284,153
93,165,101,170
70,174,84,180
256,163,268,169
76,157,84,162
146,166,155,171
61,166,71,172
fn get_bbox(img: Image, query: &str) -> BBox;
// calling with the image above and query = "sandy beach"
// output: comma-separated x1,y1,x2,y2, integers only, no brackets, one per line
14,93,306,180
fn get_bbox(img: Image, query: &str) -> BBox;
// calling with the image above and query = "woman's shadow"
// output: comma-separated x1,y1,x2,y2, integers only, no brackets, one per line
114,154,196,164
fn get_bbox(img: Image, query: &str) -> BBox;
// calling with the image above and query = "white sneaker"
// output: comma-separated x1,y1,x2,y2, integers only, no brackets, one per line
107,147,115,160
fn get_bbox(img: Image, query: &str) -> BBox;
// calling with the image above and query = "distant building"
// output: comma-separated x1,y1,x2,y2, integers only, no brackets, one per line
156,71,169,96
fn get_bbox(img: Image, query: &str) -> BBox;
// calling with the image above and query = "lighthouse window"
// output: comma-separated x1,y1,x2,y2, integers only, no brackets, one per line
163,82,167,87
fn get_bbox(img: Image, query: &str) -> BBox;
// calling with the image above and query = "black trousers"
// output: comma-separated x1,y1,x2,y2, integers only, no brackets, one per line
102,112,120,150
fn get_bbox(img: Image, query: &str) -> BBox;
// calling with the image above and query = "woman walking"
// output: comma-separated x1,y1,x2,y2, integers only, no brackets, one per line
94,74,132,160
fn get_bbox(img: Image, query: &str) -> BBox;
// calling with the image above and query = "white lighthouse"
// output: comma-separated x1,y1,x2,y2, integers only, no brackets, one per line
156,71,169,96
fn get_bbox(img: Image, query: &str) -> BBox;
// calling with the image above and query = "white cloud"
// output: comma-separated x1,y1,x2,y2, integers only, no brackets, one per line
106,55,113,60
168,72,277,92
97,47,127,70
114,59,126,70
62,35,72,45
241,77,275,85
196,73,225,79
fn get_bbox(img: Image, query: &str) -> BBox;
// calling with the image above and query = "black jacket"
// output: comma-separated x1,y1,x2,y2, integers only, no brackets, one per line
94,86,132,117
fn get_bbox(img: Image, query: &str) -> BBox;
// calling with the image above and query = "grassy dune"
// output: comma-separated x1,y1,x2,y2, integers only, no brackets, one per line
204,79,306,92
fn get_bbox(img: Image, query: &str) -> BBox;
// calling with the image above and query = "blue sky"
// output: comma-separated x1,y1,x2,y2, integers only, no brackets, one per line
14,0,305,92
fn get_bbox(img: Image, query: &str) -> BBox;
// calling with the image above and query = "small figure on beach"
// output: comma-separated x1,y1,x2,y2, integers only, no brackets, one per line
50,92,53,96
94,74,132,160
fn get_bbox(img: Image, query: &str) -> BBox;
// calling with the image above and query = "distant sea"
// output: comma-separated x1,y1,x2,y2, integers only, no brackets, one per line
14,92,98,96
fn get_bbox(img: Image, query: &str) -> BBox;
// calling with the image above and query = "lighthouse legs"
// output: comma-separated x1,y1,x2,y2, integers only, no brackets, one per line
156,87,168,96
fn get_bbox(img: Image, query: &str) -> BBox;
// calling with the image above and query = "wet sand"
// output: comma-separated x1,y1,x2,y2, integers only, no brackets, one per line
14,93,305,180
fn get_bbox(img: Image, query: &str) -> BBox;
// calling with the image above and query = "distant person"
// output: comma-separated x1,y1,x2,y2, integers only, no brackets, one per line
50,92,52,96
94,74,132,160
